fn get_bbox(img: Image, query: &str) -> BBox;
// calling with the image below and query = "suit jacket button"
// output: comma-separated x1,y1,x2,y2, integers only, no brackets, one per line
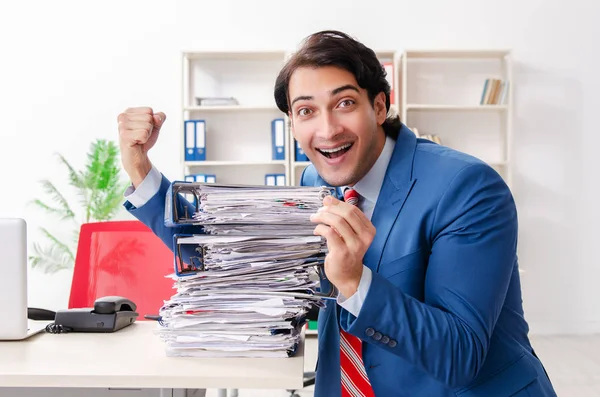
388,339,397,348
373,332,382,341
365,328,375,337
381,336,390,344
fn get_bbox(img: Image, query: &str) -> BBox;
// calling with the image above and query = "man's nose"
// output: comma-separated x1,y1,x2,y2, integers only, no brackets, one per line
317,111,343,139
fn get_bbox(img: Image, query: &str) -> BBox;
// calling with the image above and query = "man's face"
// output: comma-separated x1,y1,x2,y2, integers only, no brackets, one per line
288,66,387,187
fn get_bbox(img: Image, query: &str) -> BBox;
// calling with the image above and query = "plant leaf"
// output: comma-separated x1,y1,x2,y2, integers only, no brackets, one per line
39,227,75,262
56,153,85,189
29,241,73,274
35,180,76,221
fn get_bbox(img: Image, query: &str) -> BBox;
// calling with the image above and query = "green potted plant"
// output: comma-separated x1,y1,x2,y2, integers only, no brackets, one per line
29,139,128,274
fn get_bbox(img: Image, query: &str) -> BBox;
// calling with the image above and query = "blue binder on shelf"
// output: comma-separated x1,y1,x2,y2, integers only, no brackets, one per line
184,120,206,161
184,121,195,161
192,173,216,183
271,118,285,161
295,140,308,162
265,173,285,186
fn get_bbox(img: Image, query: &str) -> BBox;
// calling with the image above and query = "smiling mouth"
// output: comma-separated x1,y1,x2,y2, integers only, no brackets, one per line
317,143,353,159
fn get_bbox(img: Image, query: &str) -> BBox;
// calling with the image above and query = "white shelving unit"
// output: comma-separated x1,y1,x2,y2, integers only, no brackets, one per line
181,51,290,185
180,49,512,189
400,49,513,188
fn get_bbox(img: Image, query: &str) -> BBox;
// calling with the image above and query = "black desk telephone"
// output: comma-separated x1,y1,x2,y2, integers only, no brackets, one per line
30,296,139,333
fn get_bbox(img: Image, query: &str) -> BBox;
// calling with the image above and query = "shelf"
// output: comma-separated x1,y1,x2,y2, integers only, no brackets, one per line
185,160,286,167
406,104,508,111
183,51,286,61
404,50,510,59
184,105,282,113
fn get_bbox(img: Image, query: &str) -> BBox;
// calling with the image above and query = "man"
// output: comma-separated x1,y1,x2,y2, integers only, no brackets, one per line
119,31,556,396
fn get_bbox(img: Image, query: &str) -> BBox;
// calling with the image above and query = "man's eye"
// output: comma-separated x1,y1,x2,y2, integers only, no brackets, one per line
298,108,312,116
339,99,354,107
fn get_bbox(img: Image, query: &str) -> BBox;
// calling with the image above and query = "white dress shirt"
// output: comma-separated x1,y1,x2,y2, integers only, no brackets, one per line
123,136,396,317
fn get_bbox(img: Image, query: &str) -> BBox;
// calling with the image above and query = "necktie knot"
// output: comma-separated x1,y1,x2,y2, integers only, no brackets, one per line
344,188,360,207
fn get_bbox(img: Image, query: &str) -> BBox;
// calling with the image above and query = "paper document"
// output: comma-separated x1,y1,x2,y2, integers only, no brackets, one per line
156,182,334,358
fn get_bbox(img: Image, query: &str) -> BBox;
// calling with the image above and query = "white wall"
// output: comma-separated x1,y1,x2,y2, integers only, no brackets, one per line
0,0,597,335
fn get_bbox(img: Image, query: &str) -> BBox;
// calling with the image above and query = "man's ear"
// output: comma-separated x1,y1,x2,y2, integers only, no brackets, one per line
375,92,387,125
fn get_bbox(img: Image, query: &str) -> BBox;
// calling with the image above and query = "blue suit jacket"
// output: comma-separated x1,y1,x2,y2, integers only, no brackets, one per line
124,125,556,397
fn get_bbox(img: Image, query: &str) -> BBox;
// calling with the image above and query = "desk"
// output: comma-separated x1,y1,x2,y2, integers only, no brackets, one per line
0,321,305,390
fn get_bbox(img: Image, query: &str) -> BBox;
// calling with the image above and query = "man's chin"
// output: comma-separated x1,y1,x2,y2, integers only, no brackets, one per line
315,169,358,188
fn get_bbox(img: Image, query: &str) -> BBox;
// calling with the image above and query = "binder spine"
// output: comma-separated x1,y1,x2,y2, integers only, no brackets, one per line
164,183,176,227
271,118,285,160
184,121,196,161
173,234,204,277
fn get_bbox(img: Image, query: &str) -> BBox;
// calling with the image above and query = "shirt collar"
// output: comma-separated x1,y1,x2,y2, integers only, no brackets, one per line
349,135,395,204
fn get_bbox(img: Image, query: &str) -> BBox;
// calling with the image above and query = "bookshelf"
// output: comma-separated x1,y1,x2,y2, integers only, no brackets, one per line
400,49,513,188
180,49,512,189
181,51,290,185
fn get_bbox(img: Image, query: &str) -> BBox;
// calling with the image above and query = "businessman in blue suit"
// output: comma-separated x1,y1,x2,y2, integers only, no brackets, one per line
118,30,556,396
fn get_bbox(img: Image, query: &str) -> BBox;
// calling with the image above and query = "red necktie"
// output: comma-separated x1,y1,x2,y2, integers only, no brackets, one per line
340,188,375,397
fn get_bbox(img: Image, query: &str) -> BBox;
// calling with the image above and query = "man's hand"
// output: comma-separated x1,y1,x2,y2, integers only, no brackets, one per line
310,195,376,298
117,107,166,188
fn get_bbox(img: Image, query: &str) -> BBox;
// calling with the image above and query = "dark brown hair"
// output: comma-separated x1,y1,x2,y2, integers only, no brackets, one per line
274,30,402,139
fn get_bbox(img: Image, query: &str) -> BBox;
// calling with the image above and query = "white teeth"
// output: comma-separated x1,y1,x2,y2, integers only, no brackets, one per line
319,143,351,153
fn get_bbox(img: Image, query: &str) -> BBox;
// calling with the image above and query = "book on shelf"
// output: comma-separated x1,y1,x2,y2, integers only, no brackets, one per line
480,79,509,105
411,128,442,145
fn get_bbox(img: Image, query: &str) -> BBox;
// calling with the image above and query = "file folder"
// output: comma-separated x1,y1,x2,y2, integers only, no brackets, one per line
164,181,334,227
276,174,285,186
194,120,206,161
265,174,276,186
271,118,285,160
184,120,206,161
295,140,308,162
189,173,216,183
170,233,337,299
184,121,195,161
194,174,206,183
265,173,285,186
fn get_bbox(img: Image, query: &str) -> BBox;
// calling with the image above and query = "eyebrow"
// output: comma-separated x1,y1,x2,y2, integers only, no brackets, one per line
290,84,360,107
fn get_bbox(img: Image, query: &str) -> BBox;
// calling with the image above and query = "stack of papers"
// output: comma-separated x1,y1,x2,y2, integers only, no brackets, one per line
156,184,333,358
190,184,333,235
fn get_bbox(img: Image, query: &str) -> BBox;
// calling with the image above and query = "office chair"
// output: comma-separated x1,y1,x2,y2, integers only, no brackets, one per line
68,220,175,317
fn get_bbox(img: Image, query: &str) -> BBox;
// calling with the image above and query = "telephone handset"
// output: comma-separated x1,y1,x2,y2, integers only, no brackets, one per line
52,296,138,333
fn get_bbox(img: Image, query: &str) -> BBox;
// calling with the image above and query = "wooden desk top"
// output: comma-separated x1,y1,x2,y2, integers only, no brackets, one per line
0,321,304,389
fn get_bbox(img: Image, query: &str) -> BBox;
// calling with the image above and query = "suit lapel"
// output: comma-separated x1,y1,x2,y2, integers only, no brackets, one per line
363,125,418,273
